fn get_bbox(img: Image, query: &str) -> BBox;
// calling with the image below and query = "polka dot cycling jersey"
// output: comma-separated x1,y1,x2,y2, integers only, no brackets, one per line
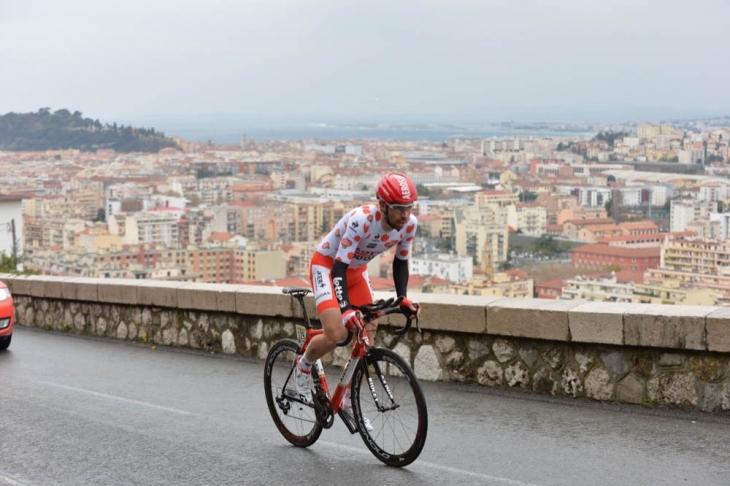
316,205,418,269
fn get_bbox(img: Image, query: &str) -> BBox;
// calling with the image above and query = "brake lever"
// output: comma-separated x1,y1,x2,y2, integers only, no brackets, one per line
413,303,422,333
393,302,419,335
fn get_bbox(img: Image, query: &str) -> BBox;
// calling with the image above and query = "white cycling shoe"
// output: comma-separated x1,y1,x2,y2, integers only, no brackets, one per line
294,358,313,403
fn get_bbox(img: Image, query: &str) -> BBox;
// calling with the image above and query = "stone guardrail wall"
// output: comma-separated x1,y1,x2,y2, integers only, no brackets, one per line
2,274,730,413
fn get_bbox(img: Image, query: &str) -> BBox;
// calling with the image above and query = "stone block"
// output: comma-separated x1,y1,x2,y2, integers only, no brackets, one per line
177,283,219,311
178,283,242,313
136,281,187,308
61,277,99,302
705,308,730,352
373,291,494,334
39,276,74,299
624,304,713,351
487,298,584,342
97,279,139,305
616,374,644,405
569,302,635,345
10,276,33,296
235,286,294,317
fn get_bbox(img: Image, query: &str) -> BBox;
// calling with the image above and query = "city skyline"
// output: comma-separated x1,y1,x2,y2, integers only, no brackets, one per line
1,0,729,127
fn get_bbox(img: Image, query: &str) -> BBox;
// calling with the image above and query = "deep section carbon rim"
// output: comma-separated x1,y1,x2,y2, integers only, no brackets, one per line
352,348,428,467
264,339,322,447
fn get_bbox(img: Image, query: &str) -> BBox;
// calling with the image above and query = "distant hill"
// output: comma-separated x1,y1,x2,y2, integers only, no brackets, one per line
0,108,180,153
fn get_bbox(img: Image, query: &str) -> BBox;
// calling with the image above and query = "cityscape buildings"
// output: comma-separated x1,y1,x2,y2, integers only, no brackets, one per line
2,119,730,305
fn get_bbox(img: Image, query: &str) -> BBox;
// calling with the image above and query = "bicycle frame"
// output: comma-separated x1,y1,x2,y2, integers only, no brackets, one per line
282,287,418,430
269,287,428,466
297,322,371,415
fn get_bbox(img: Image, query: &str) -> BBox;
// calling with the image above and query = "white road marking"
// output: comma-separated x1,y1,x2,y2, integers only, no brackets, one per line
0,473,30,485
39,381,191,415
320,440,542,486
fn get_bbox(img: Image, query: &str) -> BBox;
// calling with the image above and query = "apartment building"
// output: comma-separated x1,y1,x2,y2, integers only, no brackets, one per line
620,221,659,236
698,183,729,202
416,213,453,239
25,245,194,281
234,248,286,282
562,218,616,240
67,183,104,221
289,203,324,242
453,206,508,268
24,217,86,250
661,237,730,276
450,270,533,298
534,278,565,299
578,224,624,242
120,211,181,247
632,278,716,306
234,202,294,242
474,190,519,208
577,187,612,208
410,254,473,284
481,137,529,154
670,199,718,232
75,224,122,252
562,274,634,303
571,244,660,272
506,203,547,236
172,176,235,206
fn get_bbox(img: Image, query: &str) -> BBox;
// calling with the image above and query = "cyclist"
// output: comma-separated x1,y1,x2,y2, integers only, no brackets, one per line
295,172,422,430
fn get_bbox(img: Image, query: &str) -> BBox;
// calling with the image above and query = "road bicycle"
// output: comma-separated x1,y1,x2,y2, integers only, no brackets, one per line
264,286,428,467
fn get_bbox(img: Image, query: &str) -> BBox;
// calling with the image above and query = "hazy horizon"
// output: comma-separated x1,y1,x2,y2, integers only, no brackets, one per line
2,1,729,130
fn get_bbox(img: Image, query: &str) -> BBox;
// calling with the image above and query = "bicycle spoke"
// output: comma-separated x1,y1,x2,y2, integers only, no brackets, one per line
353,348,428,467
264,339,323,447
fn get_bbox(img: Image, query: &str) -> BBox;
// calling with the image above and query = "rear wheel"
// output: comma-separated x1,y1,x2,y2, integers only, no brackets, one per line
352,348,428,467
264,339,322,447
0,334,10,351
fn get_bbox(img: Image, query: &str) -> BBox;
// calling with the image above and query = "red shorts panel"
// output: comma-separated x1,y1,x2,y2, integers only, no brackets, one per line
310,252,374,314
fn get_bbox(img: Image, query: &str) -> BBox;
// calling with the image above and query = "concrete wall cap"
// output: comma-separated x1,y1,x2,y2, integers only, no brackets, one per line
235,286,294,317
96,278,140,305
569,301,636,345
486,297,583,341
624,304,718,318
624,303,711,350
136,280,188,308
0,274,16,293
60,277,100,302
705,308,730,353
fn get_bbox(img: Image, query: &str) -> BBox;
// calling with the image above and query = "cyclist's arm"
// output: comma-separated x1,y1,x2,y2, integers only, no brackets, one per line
393,215,418,297
393,257,409,297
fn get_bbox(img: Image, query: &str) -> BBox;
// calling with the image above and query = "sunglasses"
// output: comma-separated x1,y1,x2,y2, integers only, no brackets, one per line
385,203,414,213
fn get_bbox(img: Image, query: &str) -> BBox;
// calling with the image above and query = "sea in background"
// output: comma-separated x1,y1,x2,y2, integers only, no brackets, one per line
158,123,595,144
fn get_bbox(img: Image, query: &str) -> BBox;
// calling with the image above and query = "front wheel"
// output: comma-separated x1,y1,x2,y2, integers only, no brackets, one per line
352,347,428,467
264,339,322,447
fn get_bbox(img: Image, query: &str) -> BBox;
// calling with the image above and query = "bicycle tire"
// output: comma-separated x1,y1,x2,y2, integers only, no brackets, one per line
264,339,323,447
352,347,428,467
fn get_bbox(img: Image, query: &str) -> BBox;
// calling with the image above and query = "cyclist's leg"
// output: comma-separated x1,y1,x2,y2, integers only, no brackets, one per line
306,260,349,363
353,269,378,344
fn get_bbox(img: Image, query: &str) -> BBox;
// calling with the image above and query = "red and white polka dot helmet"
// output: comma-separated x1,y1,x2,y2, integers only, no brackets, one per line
376,172,418,205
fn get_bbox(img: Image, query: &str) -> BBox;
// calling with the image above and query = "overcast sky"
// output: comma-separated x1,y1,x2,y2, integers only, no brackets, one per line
1,0,729,124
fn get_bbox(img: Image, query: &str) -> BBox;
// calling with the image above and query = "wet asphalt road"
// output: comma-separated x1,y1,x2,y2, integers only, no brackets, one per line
1,326,730,486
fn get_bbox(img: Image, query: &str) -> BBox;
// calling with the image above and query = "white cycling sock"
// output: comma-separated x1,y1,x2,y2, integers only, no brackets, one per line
298,355,313,373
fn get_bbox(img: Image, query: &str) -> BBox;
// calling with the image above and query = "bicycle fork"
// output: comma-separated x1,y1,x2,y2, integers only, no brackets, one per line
363,359,400,413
